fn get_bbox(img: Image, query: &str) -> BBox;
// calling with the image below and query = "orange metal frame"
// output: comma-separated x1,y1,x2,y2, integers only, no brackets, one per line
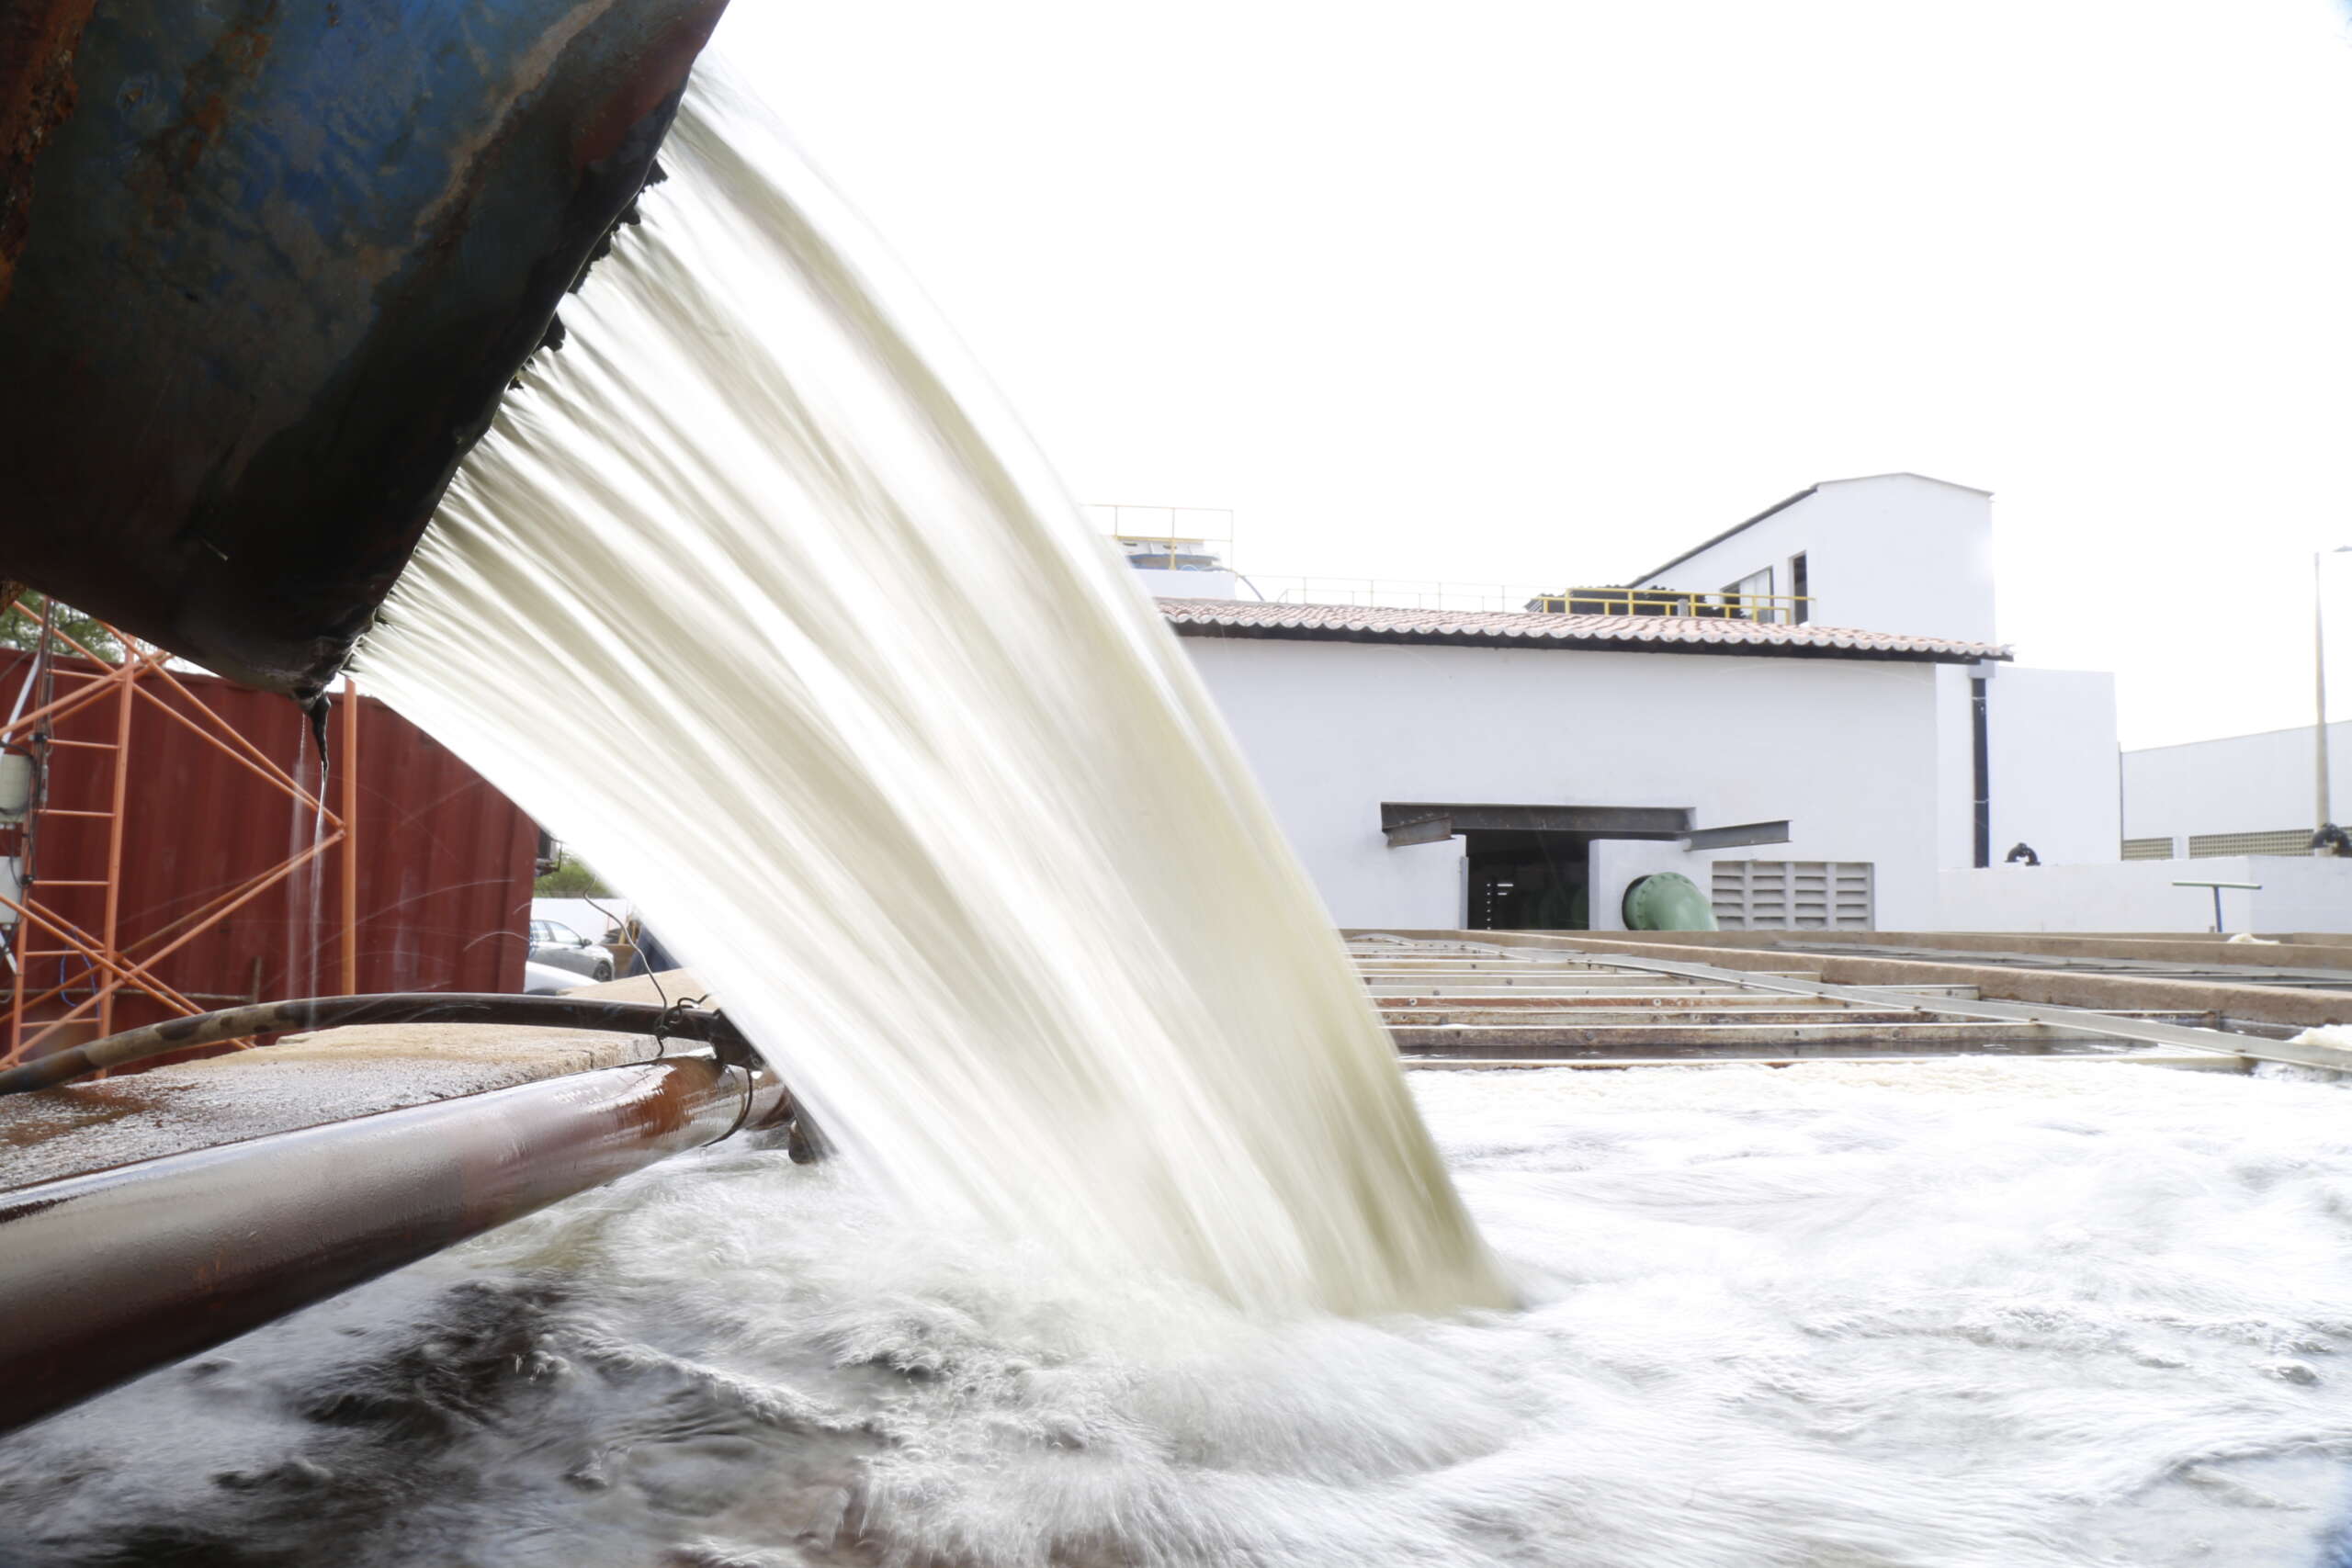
0,608,361,1067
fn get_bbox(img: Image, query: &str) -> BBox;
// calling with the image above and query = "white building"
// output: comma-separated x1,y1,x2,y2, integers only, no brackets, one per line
2122,721,2348,861
2093,721,2352,931
1140,473,2134,931
1629,472,1997,646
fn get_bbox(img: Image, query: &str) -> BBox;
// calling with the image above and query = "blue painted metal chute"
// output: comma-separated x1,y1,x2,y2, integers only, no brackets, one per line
0,0,730,699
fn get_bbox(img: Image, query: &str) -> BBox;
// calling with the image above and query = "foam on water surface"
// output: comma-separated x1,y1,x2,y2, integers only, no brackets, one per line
6,1061,2352,1566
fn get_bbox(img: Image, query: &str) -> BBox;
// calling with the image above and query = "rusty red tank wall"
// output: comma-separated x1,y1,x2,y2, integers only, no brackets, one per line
2,652,534,1041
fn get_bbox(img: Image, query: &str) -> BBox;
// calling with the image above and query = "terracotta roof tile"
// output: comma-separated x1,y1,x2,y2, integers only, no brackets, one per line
1156,598,2008,662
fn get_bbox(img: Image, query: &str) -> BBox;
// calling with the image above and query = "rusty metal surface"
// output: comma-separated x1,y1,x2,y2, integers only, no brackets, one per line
1,650,537,1051
0,990,757,1094
0,0,729,697
0,1055,772,1436
0,0,97,308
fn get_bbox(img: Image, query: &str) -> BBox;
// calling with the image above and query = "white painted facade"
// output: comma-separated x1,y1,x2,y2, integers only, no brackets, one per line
2121,720,2350,852
1181,635,2114,930
1648,474,2121,893
1630,473,1997,645
1982,665,2122,868
1149,471,2144,931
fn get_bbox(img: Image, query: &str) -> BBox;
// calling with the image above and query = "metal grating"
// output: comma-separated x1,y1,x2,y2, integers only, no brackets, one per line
2188,829,2312,859
2120,836,2175,861
1710,860,1875,930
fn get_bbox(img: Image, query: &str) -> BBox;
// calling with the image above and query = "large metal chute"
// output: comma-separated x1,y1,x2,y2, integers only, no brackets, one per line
0,0,729,700
0,0,776,1438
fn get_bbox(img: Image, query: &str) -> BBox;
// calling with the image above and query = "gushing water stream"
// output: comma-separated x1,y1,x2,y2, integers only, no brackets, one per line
351,58,1500,1320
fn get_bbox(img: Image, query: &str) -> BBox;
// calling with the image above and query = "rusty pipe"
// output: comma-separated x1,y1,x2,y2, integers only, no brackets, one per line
0,0,733,697
0,1053,792,1437
0,990,759,1096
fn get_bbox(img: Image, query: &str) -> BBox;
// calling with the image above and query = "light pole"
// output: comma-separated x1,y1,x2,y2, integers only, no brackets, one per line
2317,547,2352,838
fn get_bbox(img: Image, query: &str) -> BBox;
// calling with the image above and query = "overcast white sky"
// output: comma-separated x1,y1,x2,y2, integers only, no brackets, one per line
723,0,2352,750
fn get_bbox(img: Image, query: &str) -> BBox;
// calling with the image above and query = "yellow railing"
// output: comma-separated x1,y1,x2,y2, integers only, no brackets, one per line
1524,588,1815,625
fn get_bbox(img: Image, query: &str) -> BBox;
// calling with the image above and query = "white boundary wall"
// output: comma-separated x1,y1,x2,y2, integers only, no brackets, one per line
2124,720,2352,846
1938,856,2352,933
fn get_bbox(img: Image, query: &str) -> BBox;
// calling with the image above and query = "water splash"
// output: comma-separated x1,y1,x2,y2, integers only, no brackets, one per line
8,1062,2352,1566
353,56,1501,1319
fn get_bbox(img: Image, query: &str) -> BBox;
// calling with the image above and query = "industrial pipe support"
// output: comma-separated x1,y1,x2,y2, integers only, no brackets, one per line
0,991,761,1097
0,1052,795,1436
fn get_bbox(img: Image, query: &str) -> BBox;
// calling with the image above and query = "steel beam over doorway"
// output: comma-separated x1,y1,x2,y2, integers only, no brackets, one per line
1380,803,1694,840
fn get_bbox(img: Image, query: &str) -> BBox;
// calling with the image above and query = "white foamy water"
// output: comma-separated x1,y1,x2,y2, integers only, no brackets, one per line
7,1062,2352,1566
351,54,1498,1319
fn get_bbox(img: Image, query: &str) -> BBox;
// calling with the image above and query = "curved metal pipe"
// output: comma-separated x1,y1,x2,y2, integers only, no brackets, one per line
0,990,758,1097
0,1053,793,1436
0,0,732,696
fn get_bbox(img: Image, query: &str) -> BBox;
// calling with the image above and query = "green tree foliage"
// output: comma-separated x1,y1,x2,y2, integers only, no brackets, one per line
535,850,612,897
0,593,121,660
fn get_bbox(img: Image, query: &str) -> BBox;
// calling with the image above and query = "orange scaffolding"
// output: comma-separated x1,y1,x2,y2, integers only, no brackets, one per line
0,606,361,1067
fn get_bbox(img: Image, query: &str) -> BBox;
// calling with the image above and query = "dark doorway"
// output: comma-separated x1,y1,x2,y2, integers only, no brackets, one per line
1380,805,1696,931
1464,829,1586,930
1460,827,1697,931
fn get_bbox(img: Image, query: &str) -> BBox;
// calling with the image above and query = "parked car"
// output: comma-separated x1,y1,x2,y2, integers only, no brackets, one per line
523,960,588,996
527,919,615,982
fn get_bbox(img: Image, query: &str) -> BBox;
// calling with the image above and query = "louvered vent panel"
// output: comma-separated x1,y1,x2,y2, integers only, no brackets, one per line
1711,860,1875,930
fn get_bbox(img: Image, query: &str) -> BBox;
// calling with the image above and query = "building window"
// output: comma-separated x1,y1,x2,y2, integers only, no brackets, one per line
1721,566,1776,622
1789,553,1808,624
